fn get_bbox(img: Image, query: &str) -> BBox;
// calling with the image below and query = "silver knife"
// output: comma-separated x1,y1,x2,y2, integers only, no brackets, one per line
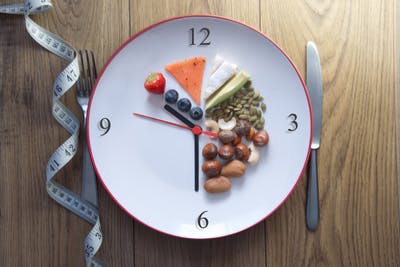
306,41,323,231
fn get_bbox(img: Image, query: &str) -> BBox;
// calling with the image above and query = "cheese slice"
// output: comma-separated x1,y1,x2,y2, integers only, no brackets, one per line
165,57,206,105
204,56,238,100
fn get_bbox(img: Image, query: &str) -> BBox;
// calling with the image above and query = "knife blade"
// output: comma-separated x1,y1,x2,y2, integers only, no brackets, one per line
306,41,323,231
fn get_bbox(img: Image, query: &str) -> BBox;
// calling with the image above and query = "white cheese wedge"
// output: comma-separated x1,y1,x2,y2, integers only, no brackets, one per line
204,57,239,100
210,55,225,74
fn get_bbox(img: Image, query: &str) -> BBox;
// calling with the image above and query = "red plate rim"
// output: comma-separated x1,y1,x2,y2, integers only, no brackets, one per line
87,14,313,240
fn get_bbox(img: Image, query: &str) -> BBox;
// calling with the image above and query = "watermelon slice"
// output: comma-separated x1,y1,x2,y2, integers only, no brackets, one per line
165,57,206,104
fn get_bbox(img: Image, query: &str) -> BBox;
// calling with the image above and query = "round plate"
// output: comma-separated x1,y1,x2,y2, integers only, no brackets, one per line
87,15,312,239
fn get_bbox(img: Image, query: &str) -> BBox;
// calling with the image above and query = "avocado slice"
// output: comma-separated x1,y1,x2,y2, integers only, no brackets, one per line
205,70,250,110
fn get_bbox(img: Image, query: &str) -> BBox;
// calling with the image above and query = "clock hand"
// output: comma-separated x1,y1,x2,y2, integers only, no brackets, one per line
133,112,218,138
163,104,201,192
194,134,199,192
164,104,195,128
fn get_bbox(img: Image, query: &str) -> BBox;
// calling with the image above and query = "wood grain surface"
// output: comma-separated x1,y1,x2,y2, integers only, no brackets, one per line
0,0,399,266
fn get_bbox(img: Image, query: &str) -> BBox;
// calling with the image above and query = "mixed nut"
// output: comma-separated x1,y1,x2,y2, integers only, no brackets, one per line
202,118,269,193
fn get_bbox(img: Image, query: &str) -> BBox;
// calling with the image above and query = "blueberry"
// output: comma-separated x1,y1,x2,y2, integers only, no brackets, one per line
190,107,203,120
164,89,179,104
177,98,192,112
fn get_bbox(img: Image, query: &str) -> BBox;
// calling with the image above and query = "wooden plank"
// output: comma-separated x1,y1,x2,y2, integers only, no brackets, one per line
0,1,133,266
261,0,400,266
130,1,265,267
130,0,260,34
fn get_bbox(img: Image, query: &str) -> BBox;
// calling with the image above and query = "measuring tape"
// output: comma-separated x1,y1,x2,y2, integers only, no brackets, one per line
1,1,106,266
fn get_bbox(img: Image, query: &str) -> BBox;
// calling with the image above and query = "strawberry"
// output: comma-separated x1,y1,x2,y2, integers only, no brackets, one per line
144,72,166,94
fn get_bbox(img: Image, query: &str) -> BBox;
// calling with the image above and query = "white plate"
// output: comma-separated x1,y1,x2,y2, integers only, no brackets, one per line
87,15,312,239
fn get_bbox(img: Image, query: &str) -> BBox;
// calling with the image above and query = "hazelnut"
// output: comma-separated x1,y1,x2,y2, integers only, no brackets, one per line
253,130,269,146
246,127,255,141
231,132,241,146
202,160,221,177
235,143,250,161
218,144,235,160
202,143,218,160
218,130,235,144
234,120,251,136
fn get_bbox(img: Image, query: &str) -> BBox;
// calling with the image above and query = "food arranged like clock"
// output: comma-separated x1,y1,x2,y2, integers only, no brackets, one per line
136,55,270,194
87,16,312,239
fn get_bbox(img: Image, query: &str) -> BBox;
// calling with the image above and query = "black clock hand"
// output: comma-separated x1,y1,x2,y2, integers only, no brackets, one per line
194,135,199,192
164,104,195,128
164,104,199,192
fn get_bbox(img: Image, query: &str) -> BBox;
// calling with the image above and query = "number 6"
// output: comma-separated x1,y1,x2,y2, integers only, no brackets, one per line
197,211,209,229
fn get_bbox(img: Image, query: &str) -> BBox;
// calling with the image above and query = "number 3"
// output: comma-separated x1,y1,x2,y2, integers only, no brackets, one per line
288,113,298,131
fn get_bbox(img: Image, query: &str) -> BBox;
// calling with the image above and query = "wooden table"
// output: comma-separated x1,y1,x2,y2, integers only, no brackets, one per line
1,0,399,266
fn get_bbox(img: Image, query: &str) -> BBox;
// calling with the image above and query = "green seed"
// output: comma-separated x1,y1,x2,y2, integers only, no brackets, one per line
239,114,249,120
249,115,257,122
261,103,267,112
244,80,252,88
214,112,223,117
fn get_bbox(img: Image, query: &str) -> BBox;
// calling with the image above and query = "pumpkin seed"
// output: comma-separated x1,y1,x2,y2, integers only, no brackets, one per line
239,114,249,120
249,115,257,122
261,102,267,112
255,123,263,130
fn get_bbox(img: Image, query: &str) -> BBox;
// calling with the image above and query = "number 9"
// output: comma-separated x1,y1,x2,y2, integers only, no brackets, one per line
99,118,111,136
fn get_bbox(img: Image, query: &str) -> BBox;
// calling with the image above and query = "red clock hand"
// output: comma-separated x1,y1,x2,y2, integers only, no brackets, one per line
133,113,218,138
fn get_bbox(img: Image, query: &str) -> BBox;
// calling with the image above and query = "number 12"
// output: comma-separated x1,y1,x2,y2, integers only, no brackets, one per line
189,28,211,46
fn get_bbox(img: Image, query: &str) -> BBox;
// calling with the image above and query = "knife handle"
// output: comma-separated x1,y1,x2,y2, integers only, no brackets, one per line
306,149,319,231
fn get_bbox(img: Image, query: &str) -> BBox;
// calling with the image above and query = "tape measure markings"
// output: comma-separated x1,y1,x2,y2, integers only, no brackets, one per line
1,1,106,266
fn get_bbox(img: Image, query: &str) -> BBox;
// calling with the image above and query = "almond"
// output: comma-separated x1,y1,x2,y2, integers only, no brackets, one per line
221,160,246,177
204,176,231,193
